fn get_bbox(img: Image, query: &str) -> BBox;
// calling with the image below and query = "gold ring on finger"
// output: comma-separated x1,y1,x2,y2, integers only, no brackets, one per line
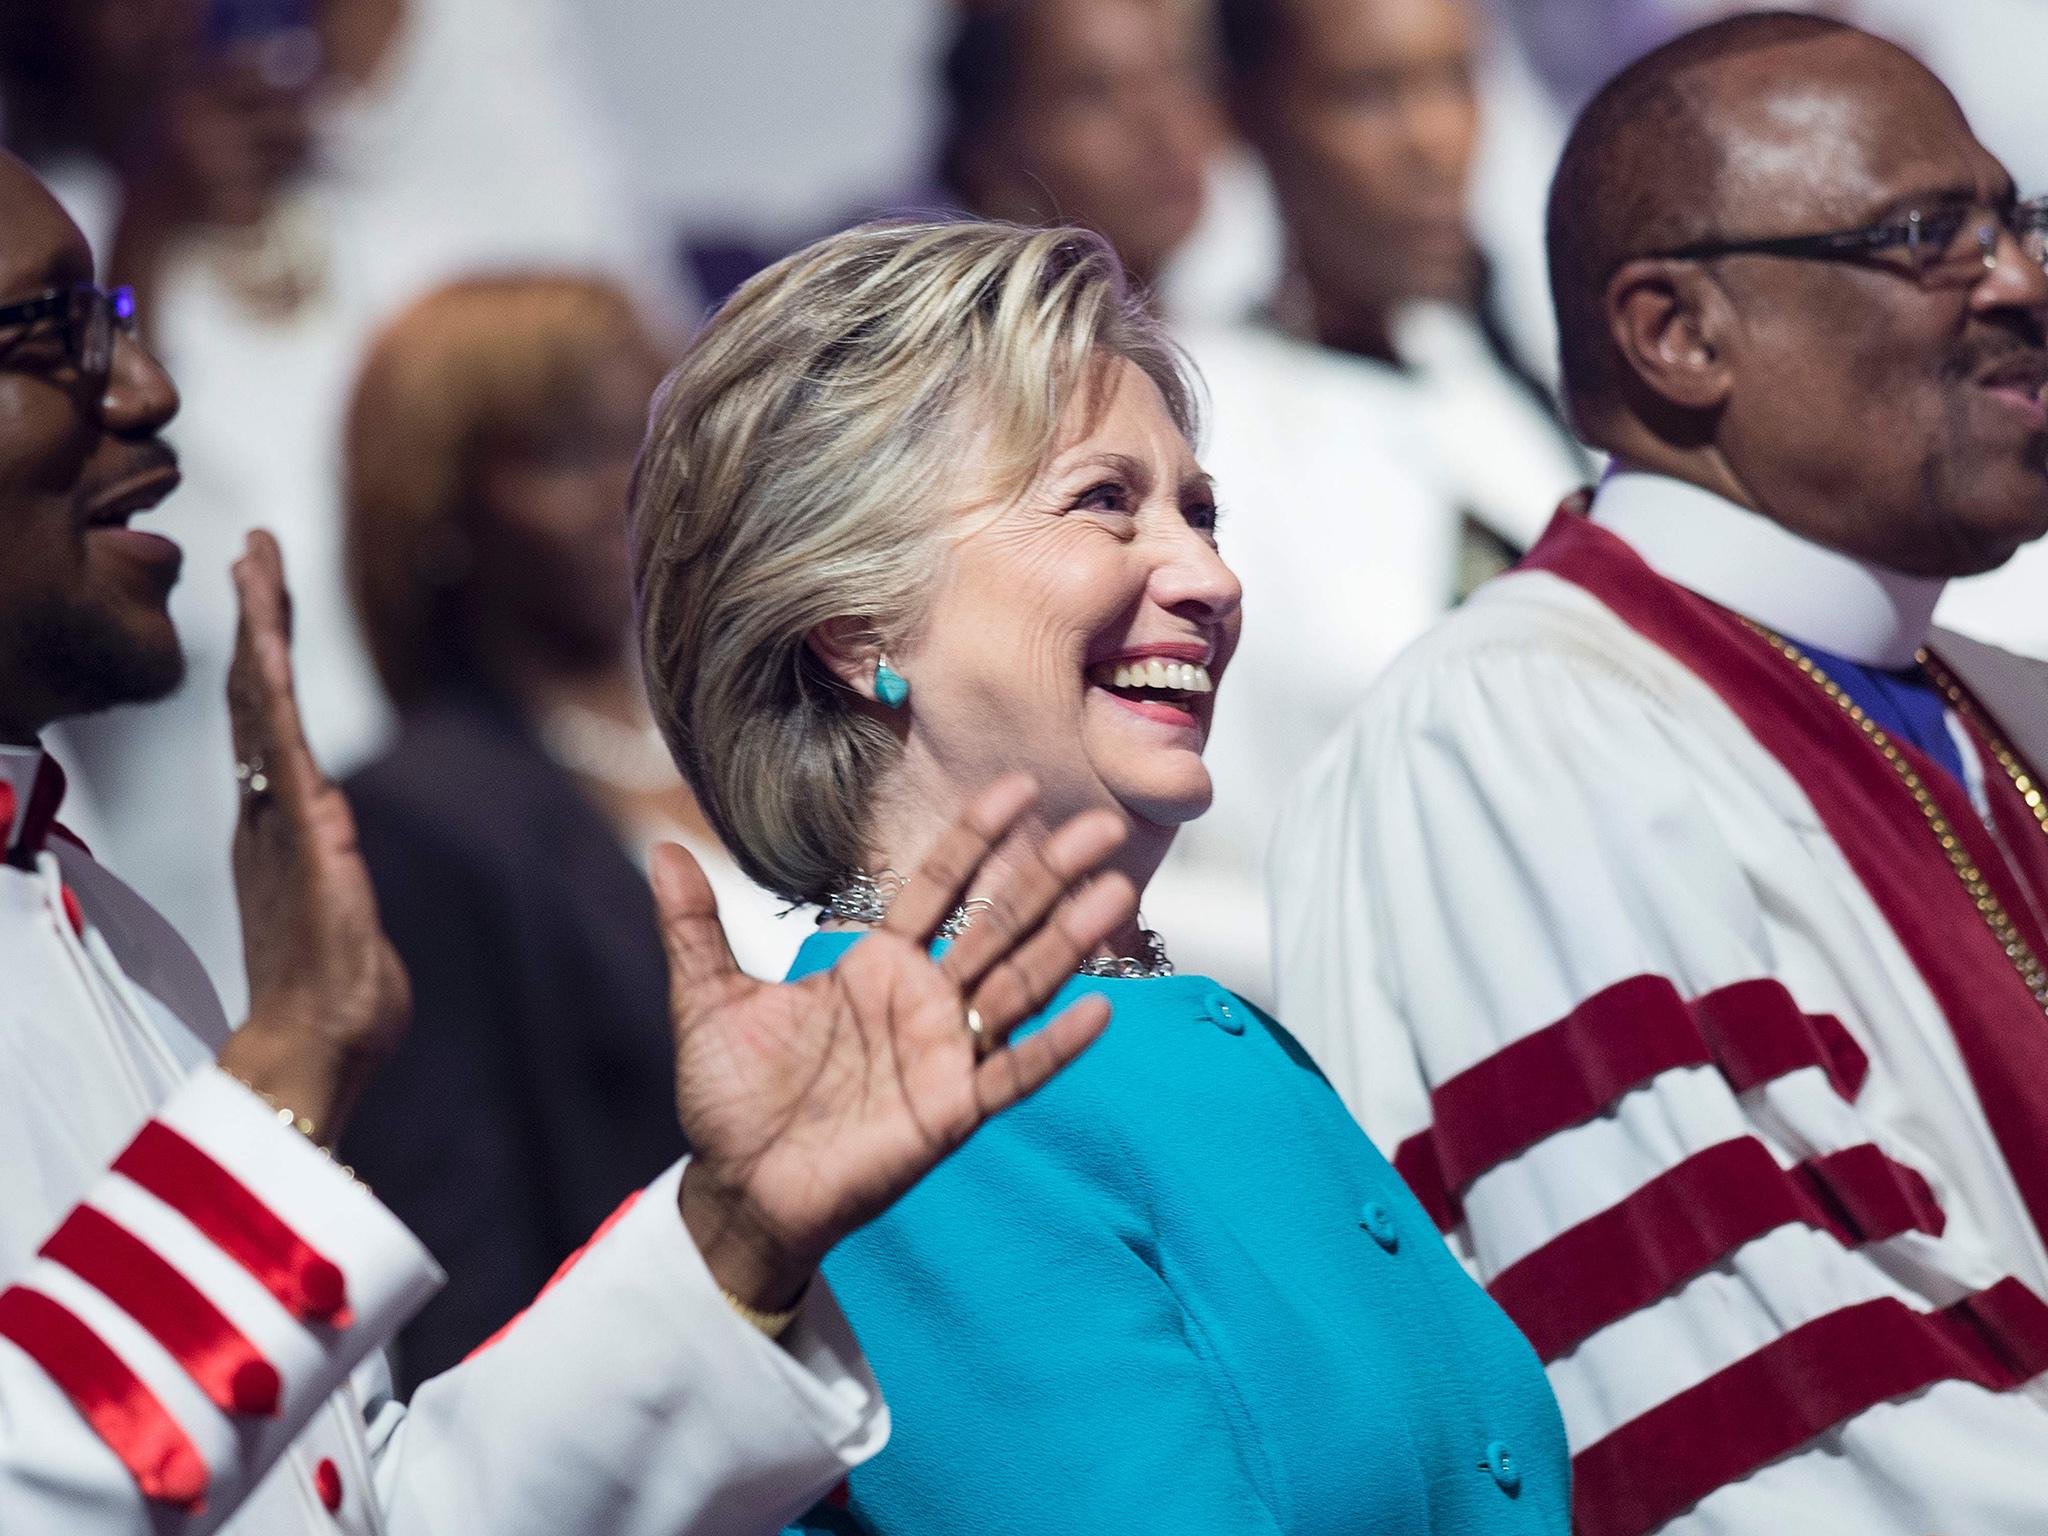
963,1004,987,1050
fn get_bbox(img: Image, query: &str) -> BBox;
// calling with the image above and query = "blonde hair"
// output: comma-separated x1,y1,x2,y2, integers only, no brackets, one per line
346,272,658,709
630,219,1197,904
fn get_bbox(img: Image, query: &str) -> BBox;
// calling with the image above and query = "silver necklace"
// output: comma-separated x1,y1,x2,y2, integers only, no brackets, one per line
823,871,1174,978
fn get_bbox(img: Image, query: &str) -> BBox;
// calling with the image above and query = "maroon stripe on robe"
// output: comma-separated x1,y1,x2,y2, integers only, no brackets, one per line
1488,1136,1944,1362
1571,1279,2048,1536
1391,972,1868,1231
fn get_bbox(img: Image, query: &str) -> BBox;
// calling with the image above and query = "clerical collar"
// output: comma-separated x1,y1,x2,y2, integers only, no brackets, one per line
0,744,45,854
1589,470,1946,669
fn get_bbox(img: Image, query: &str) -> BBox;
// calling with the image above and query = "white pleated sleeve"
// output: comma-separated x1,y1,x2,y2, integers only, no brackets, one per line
0,1072,884,1536
0,1066,440,1532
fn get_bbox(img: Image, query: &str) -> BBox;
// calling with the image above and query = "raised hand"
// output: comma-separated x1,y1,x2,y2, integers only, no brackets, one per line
659,775,1136,1313
214,531,409,1145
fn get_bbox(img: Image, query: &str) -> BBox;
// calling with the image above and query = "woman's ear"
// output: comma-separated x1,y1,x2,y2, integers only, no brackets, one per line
1605,257,1736,415
806,618,885,701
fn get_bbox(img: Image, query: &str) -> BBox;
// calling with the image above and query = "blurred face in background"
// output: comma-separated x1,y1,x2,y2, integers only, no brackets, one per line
346,277,664,710
1236,0,1483,327
467,349,657,672
21,0,324,229
950,0,1218,289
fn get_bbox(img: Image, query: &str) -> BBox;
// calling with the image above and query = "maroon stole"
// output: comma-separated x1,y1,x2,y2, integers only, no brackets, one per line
1523,505,2048,1254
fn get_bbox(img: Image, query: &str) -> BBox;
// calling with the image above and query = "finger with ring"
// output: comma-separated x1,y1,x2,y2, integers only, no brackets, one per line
963,1004,987,1050
236,756,271,799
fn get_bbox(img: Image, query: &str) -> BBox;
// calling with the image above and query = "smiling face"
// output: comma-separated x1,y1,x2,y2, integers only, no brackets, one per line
0,151,184,742
879,358,1240,874
1695,36,2048,576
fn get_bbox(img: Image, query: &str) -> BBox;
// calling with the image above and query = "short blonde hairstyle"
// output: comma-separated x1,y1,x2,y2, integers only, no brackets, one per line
630,220,1197,904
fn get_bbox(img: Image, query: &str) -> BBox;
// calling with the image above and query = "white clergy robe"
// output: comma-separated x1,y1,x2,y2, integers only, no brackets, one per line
0,745,885,1535
1270,471,2048,1536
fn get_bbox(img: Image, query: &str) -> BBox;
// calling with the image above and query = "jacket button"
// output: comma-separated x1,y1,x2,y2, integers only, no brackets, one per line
314,1458,343,1512
1202,987,1245,1035
1482,1440,1520,1495
1359,1201,1398,1251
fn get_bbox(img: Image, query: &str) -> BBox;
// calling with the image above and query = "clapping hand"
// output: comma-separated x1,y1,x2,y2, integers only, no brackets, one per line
657,775,1136,1313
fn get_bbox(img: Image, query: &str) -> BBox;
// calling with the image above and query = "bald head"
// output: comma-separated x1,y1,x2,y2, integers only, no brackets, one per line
1546,14,2048,583
1548,13,1962,421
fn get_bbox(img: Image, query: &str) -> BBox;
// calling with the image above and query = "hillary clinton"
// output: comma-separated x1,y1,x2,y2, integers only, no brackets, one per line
629,220,1569,1533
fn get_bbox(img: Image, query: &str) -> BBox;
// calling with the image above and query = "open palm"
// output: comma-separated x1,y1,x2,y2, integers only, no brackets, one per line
658,776,1134,1307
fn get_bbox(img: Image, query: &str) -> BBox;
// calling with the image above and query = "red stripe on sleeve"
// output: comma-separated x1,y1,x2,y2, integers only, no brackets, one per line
1572,1278,2048,1536
1488,1137,1947,1361
1430,975,1706,1191
0,1285,210,1510
1427,974,1865,1196
1690,980,1869,1099
113,1122,351,1327
1795,1142,1945,1245
41,1206,281,1416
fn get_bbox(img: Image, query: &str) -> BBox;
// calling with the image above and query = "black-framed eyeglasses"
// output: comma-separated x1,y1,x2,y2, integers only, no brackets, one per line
0,283,138,379
1652,197,2048,287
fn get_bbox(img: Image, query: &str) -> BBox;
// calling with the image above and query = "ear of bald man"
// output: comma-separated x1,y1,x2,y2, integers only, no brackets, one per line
1605,257,1737,417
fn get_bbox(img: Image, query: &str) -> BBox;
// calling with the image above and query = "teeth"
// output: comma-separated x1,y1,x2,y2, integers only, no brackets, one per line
1096,659,1215,695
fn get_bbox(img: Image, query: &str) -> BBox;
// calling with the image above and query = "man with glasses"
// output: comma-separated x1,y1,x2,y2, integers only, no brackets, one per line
0,147,1125,1536
1272,14,2048,1534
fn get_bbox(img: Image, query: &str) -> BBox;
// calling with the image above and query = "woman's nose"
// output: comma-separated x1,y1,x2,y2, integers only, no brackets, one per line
1151,523,1243,623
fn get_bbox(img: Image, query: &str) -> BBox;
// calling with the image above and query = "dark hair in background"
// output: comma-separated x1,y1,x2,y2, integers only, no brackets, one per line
1545,10,1852,423
937,0,1034,204
0,8,82,161
1213,0,1289,81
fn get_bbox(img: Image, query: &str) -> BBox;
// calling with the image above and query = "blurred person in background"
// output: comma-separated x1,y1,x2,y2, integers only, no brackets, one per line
1139,0,1587,1002
939,0,1213,300
1218,0,1585,554
0,0,651,1015
934,0,1282,324
337,275,810,1392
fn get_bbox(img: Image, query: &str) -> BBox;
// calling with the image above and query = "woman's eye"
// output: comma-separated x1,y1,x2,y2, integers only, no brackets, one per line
1072,480,1131,513
1186,501,1221,533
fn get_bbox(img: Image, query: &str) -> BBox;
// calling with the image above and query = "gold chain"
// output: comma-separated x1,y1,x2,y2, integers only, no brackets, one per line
1918,649,2048,842
1741,621,2048,1008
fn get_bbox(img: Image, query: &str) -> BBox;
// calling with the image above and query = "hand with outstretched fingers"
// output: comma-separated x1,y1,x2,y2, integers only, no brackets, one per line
661,774,1134,1313
215,530,410,1145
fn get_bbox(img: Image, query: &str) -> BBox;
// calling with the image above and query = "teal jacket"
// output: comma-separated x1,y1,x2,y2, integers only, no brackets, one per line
784,932,1569,1533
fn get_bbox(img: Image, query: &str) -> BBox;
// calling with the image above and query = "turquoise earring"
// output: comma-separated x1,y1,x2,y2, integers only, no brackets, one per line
875,654,910,709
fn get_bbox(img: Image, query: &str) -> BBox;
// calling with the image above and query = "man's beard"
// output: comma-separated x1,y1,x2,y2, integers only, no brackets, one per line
4,591,185,721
